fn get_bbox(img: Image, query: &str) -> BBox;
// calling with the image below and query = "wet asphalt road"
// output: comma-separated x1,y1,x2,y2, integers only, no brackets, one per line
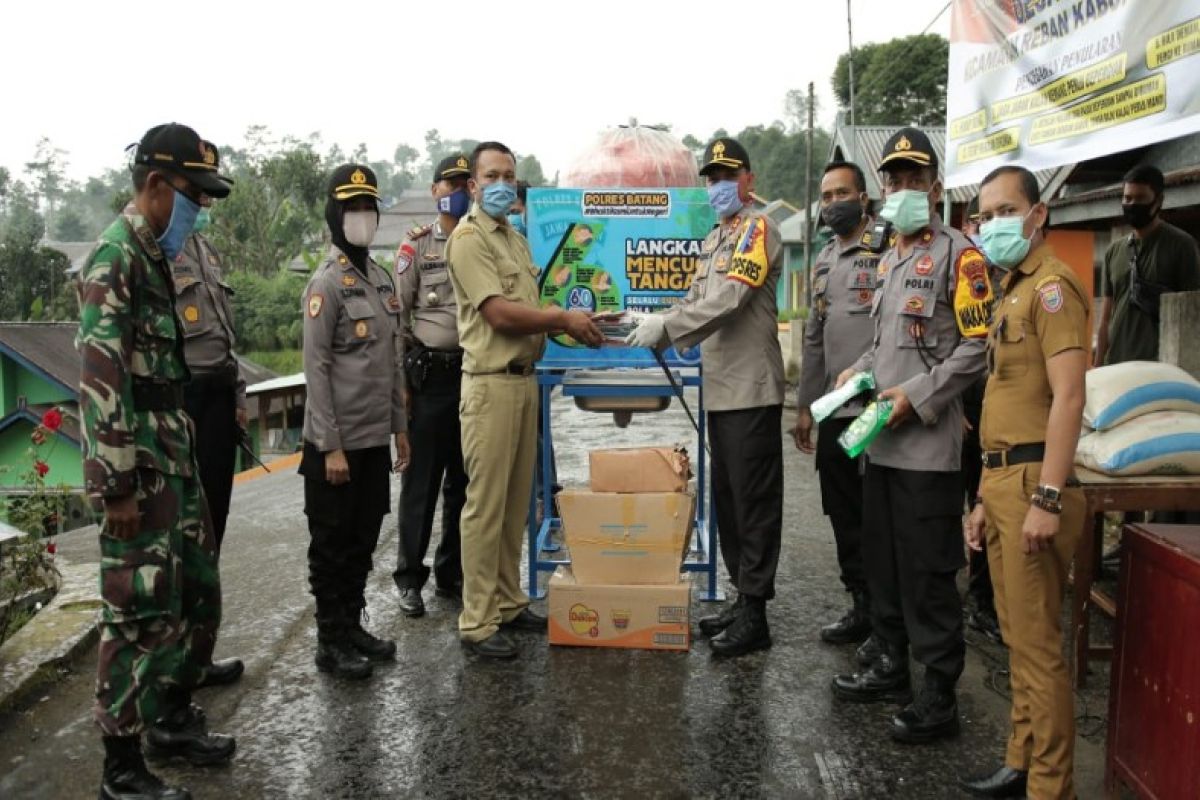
0,392,1105,799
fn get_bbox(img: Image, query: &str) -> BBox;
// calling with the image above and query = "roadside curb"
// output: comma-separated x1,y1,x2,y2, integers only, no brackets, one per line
233,451,301,485
0,559,99,712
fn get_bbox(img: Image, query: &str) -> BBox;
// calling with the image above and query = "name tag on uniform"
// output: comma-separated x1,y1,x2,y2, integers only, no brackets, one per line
341,287,366,298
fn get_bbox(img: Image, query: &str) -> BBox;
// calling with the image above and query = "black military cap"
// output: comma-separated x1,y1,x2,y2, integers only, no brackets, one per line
132,123,231,198
699,137,751,176
966,194,980,222
435,153,471,182
200,140,235,189
879,127,938,171
328,163,380,201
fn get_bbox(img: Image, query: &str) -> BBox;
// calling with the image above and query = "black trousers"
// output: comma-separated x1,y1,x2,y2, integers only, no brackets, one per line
815,416,866,595
301,443,391,620
961,382,993,611
863,461,966,684
184,375,237,549
708,404,784,601
393,367,466,592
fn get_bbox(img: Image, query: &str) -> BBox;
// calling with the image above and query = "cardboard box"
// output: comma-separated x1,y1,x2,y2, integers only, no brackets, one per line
589,447,690,494
547,567,691,651
558,490,694,585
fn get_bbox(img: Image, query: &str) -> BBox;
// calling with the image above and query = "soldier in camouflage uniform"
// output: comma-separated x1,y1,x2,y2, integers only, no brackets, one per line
78,124,236,800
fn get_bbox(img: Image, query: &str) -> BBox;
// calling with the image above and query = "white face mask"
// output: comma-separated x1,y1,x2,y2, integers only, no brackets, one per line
343,210,378,247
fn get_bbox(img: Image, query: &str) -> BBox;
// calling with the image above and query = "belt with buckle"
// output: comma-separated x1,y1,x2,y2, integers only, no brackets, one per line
981,442,1045,469
466,363,534,377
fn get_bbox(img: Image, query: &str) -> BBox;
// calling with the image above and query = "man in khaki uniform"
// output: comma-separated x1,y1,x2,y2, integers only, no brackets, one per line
795,160,881,654
173,141,245,689
391,154,472,618
962,166,1088,800
830,128,989,746
626,137,785,658
447,141,602,660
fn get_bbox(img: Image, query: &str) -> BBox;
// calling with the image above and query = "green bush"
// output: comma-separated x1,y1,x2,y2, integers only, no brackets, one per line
227,269,308,352
777,307,810,323
244,349,303,375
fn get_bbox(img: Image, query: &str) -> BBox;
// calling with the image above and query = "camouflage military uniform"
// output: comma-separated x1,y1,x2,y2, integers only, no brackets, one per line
77,207,221,736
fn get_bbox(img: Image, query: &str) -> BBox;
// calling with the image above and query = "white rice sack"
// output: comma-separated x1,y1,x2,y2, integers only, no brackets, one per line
1075,411,1200,476
1084,361,1200,430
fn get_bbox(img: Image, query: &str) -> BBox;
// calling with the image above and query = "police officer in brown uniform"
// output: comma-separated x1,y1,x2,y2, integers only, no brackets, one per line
830,128,990,744
392,154,472,618
173,142,245,689
301,164,410,679
447,141,602,660
627,137,785,658
961,166,1088,800
795,160,880,653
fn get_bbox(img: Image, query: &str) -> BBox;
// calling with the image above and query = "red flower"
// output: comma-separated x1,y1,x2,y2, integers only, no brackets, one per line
46,542,57,555
41,408,63,431
31,428,46,445
34,460,49,477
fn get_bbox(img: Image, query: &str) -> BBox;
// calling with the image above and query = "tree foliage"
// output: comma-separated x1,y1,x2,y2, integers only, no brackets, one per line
0,181,74,321
833,34,949,126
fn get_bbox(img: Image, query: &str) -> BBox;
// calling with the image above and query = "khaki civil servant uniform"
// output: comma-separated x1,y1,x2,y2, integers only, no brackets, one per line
447,204,545,643
980,243,1088,800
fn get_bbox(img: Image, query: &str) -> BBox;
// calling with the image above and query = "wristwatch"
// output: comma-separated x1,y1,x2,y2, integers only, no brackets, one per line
1031,484,1063,514
1037,484,1062,503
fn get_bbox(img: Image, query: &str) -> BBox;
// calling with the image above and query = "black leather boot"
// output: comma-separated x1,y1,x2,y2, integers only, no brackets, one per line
315,624,373,679
345,607,397,663
100,736,191,800
891,674,960,744
697,595,744,638
820,590,871,644
831,640,913,704
197,657,244,689
144,699,236,766
958,765,1028,797
710,597,772,657
856,632,884,667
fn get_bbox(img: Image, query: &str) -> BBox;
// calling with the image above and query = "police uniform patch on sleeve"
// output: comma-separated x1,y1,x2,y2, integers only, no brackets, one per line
726,218,769,288
308,293,324,318
1036,275,1065,313
953,248,994,338
396,242,416,275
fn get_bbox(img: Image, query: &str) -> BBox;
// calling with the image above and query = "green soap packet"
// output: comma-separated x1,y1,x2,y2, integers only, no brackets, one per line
838,400,894,458
811,371,875,424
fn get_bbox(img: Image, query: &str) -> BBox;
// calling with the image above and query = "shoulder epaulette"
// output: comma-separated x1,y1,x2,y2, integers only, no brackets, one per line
407,224,433,241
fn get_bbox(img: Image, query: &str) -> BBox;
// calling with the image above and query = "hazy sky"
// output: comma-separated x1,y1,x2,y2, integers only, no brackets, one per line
2,0,951,185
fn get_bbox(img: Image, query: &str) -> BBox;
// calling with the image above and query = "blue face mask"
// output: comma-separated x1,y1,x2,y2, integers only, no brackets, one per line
437,188,471,219
480,181,517,219
507,213,527,236
157,189,201,260
707,180,743,218
879,189,931,235
979,212,1032,271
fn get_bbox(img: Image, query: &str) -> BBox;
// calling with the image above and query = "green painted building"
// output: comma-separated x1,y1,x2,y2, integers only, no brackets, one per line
0,323,84,493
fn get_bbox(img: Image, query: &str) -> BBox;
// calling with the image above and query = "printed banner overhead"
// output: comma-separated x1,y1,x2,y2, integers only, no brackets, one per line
945,0,1200,187
527,187,714,368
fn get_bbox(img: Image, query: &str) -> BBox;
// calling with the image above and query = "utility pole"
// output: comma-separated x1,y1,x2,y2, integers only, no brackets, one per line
847,0,856,133
804,81,815,310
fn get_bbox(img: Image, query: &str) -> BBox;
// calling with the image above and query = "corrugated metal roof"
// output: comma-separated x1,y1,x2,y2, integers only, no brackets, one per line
0,323,80,391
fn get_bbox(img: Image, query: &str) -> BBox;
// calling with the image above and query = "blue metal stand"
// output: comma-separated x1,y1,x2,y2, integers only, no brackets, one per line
526,365,722,602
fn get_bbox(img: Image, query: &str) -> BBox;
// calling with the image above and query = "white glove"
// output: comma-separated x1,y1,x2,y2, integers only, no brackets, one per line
625,314,667,349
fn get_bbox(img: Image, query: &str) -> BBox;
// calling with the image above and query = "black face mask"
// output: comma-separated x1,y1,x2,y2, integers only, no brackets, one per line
1121,200,1159,230
822,199,865,237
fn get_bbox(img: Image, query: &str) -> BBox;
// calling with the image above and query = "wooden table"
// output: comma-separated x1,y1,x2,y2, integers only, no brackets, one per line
1071,468,1200,687
1107,524,1200,799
